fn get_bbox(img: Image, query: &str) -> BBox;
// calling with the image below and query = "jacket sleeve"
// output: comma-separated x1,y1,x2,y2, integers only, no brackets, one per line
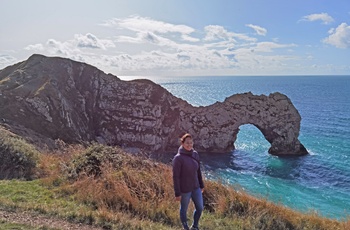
172,156,182,197
194,151,204,189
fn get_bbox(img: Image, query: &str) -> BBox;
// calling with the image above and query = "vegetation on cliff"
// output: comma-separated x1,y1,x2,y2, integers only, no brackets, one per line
0,129,39,180
0,127,348,229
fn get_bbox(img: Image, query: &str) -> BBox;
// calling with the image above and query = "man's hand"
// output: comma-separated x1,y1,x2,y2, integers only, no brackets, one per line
175,196,181,201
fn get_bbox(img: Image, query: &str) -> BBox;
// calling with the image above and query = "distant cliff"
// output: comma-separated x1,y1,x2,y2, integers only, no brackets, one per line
0,54,307,156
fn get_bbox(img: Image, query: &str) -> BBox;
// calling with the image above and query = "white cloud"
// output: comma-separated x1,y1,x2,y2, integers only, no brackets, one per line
231,47,299,74
102,15,198,42
74,33,115,49
25,43,44,51
323,23,350,48
24,34,115,59
115,35,143,44
0,54,17,66
107,16,201,48
204,25,233,41
16,16,306,76
204,25,256,42
46,39,74,56
104,15,194,34
301,13,334,25
181,34,200,42
246,24,267,36
140,32,160,44
177,54,191,61
253,42,297,53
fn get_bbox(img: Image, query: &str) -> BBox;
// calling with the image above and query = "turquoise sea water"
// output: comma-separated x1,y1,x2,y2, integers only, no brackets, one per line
123,75,350,219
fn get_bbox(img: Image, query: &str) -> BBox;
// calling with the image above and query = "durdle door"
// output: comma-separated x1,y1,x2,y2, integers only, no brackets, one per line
178,92,308,156
0,54,307,156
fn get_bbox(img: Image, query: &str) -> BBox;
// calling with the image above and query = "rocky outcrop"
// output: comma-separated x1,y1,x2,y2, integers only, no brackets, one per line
0,54,307,156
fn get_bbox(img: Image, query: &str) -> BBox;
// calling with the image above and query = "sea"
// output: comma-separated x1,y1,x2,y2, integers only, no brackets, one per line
120,75,350,220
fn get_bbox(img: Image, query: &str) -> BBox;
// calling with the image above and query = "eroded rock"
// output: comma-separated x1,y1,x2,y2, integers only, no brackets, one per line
0,54,307,156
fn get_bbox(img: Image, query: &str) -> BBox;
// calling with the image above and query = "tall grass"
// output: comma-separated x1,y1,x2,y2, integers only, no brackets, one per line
1,136,349,229
40,143,349,230
58,144,179,226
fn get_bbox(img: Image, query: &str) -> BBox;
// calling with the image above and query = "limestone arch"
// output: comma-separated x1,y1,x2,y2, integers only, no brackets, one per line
180,92,308,156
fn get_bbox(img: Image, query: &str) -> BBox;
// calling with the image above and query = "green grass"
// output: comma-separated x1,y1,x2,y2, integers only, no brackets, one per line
0,180,93,219
0,180,178,229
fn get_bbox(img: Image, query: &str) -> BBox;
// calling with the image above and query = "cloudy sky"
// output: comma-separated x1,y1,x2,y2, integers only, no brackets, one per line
1,0,350,77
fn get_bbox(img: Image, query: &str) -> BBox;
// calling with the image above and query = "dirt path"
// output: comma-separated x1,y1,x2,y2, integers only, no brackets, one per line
0,209,103,230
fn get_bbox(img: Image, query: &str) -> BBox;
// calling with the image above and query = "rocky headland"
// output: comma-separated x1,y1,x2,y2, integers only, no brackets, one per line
0,54,307,156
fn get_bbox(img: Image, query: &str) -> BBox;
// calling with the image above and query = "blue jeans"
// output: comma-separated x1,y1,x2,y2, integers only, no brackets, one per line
180,187,203,229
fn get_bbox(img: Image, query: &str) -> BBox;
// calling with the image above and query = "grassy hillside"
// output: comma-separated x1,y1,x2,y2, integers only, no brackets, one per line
0,128,349,229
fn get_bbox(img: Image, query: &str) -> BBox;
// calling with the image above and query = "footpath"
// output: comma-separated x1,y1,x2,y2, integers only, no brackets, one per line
0,208,102,230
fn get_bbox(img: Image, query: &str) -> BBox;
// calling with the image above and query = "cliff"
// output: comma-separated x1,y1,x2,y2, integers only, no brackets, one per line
0,54,307,156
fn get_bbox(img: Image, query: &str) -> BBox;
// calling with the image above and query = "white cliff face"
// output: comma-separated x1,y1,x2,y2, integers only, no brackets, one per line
0,54,307,156
25,97,52,122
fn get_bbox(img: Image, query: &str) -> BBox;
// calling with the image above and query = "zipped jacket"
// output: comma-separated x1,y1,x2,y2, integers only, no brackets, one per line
172,146,204,197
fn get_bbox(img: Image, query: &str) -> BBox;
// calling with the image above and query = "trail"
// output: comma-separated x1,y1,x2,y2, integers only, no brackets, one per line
0,208,102,230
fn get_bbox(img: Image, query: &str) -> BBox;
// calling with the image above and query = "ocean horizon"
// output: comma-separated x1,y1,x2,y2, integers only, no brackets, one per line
121,75,350,220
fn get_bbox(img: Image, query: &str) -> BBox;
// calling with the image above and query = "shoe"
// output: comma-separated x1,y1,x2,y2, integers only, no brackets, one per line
190,226,199,230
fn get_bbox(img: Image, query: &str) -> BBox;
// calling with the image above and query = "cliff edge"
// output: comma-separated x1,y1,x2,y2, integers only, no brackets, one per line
0,54,307,156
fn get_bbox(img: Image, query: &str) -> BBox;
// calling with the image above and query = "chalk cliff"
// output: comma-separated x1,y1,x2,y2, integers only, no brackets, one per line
0,54,307,156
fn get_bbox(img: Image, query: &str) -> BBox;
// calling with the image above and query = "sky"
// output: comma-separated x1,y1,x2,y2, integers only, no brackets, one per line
1,0,350,77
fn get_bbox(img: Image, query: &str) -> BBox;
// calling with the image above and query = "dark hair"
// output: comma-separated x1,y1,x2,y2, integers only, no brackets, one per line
180,133,192,143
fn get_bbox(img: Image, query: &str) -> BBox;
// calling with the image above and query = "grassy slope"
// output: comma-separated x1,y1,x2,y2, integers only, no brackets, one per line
0,127,348,229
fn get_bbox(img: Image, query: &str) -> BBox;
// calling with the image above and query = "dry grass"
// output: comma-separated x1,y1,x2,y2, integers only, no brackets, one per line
1,127,348,229
35,143,350,230
58,144,179,227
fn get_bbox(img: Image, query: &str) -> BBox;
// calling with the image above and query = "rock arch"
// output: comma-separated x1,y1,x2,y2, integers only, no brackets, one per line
178,92,308,156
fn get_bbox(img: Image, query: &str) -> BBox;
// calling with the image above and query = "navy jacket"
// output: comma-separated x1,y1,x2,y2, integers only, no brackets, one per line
172,146,204,197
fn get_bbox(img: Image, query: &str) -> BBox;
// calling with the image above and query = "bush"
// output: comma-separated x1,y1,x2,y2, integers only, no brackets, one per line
59,144,178,226
0,129,40,180
65,143,127,179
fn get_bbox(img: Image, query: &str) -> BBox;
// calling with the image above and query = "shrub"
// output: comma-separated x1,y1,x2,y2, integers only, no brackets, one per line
65,143,126,179
0,129,40,180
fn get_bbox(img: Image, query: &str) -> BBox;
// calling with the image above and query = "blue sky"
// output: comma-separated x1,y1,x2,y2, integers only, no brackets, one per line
1,0,350,76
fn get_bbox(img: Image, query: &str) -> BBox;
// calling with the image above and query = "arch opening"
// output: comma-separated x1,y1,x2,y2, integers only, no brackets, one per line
234,124,270,154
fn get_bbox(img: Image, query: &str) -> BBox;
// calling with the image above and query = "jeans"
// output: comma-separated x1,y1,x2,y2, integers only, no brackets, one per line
180,187,203,229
